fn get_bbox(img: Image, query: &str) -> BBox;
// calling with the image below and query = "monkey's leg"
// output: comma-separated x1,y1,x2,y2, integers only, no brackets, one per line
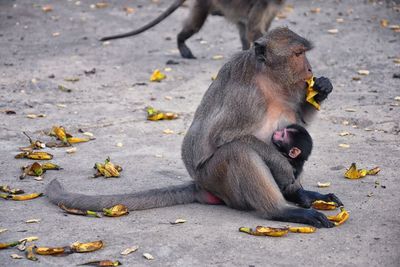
246,2,268,44
236,22,250,50
285,187,344,208
200,143,334,228
177,1,210,59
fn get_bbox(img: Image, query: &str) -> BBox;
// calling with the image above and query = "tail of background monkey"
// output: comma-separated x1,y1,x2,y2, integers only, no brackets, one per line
46,178,198,211
100,0,185,41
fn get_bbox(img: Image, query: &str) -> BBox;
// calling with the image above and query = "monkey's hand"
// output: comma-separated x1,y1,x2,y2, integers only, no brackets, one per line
286,189,343,208
313,77,333,102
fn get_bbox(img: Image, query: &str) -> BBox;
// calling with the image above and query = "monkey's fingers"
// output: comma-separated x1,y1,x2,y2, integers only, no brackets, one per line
325,193,344,207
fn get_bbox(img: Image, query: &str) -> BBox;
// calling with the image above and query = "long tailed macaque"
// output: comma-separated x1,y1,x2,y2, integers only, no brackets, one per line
100,0,285,59
47,28,342,228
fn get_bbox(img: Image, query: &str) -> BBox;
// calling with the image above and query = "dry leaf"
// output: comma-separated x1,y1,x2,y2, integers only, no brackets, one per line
163,129,174,134
338,143,350,148
66,147,77,154
170,219,187,224
336,18,344,23
26,219,40,223
42,5,53,12
394,59,400,64
26,114,46,119
121,245,139,255
394,96,400,101
123,6,135,14
345,108,356,112
327,29,339,34
143,253,154,260
82,132,94,137
52,32,60,37
357,69,370,75
0,228,7,234
95,2,108,8
339,131,352,136
380,19,389,27
212,55,224,60
116,142,123,147
317,182,331,188
10,254,23,259
150,69,166,82
310,7,321,13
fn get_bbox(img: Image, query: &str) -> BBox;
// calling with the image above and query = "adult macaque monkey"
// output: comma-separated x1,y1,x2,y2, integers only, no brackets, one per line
100,0,285,59
47,28,342,228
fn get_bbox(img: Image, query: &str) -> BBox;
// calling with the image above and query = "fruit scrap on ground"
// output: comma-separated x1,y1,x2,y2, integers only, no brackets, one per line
327,207,350,226
239,226,289,237
48,126,92,147
305,76,320,110
20,162,61,179
93,157,122,178
19,132,46,152
0,192,43,201
59,204,101,218
312,200,338,210
344,163,381,179
78,260,122,266
149,69,166,82
146,106,178,121
103,204,129,217
0,185,24,194
15,151,53,160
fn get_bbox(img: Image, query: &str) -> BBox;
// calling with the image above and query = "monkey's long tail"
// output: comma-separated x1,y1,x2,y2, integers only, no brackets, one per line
100,0,185,41
46,179,197,211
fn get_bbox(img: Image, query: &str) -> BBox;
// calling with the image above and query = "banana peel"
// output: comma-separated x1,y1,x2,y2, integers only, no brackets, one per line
42,162,61,170
15,151,53,160
78,260,122,266
67,137,91,144
26,245,38,261
103,204,129,217
312,200,338,210
0,192,43,201
71,240,103,253
150,69,166,82
344,163,381,179
94,158,122,178
146,106,178,121
0,241,20,249
305,77,320,110
0,185,24,194
20,162,61,179
35,246,69,255
239,226,289,237
288,226,317,233
59,204,101,218
51,126,70,143
327,207,350,226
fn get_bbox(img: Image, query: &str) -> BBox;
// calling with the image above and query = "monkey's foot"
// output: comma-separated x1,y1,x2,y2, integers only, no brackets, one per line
178,44,196,59
274,208,335,228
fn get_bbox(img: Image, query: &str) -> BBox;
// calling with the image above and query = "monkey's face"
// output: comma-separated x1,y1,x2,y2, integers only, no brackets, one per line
272,128,302,159
289,48,313,84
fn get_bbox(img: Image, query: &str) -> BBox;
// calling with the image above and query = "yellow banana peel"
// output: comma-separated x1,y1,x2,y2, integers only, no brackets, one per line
150,69,166,82
41,162,61,170
94,158,122,178
344,163,381,179
0,185,24,194
146,106,178,121
67,137,90,144
312,200,338,210
305,77,320,110
35,247,66,255
327,207,349,226
52,126,69,143
79,260,122,266
0,241,20,249
103,204,129,217
59,204,101,218
71,240,103,253
15,151,54,160
288,226,317,233
239,226,288,237
1,193,43,201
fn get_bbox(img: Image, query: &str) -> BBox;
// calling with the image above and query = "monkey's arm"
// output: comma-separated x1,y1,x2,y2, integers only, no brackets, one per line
300,77,333,124
283,182,343,208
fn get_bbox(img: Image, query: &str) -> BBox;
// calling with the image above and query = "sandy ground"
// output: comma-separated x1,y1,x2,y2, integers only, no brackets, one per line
0,0,399,266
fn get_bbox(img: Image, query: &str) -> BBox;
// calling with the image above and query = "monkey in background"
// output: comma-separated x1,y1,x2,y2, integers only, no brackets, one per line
101,0,285,59
47,28,342,228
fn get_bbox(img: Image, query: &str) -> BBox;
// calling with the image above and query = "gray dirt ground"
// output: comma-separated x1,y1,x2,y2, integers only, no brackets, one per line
0,0,399,266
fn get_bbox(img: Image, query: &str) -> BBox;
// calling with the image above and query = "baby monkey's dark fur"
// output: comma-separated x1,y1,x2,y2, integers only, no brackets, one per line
47,28,342,228
101,0,285,59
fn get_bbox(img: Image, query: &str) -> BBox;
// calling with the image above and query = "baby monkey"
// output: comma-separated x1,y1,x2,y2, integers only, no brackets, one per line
271,124,313,179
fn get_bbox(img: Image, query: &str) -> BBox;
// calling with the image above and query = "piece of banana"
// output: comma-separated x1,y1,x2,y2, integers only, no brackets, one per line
288,226,317,233
327,207,350,226
35,247,66,255
103,204,129,217
71,240,103,253
312,200,338,210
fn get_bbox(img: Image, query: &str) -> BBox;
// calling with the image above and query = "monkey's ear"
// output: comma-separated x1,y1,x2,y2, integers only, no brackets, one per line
254,39,267,62
288,147,302,159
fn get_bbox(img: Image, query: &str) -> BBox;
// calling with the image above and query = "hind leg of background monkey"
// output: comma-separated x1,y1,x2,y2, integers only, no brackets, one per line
177,1,210,59
247,1,281,44
199,143,334,228
237,22,250,50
